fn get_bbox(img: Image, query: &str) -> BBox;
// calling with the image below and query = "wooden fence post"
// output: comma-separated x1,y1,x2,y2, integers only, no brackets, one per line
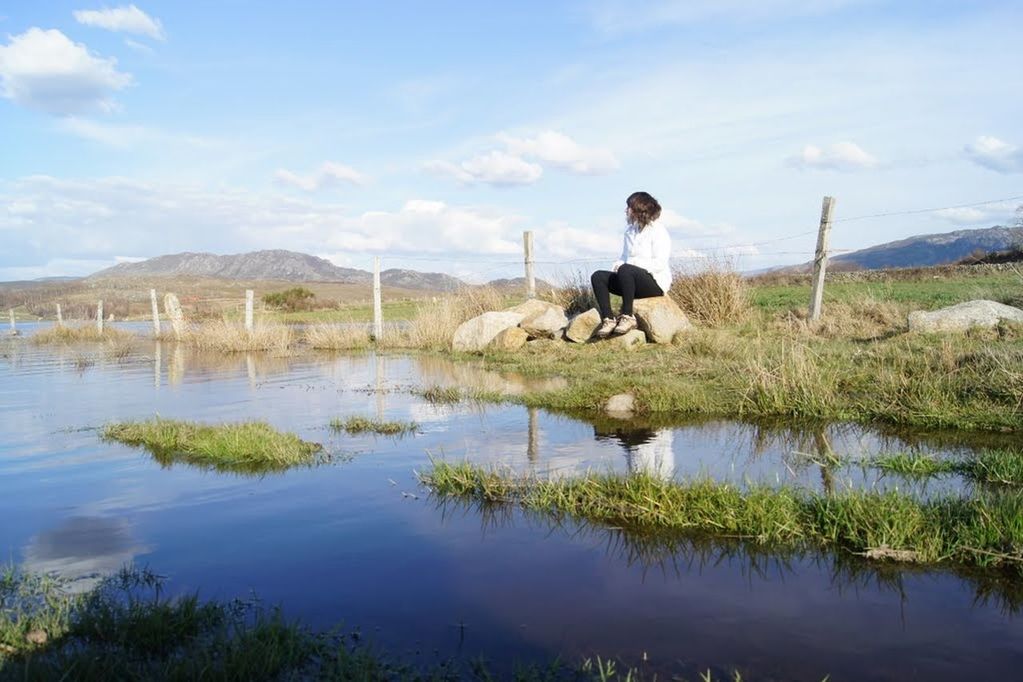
56,303,63,327
372,257,383,340
245,290,254,332
150,289,161,335
523,230,536,299
8,309,15,335
809,196,835,321
96,300,104,334
164,293,185,340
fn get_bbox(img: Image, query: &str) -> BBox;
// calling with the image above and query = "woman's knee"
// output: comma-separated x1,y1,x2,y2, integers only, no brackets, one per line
591,270,611,286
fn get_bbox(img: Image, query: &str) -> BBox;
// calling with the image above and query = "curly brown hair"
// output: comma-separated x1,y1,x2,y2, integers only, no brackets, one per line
626,191,662,230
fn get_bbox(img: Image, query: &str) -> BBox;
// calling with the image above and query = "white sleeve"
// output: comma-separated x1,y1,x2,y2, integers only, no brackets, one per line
653,226,671,274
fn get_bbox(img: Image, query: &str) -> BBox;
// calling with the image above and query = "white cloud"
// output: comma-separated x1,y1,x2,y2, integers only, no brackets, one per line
274,162,368,191
56,116,223,150
932,202,1019,226
789,142,877,171
589,0,872,34
0,28,132,114
124,38,155,54
498,130,620,174
423,151,543,186
74,4,165,41
964,136,1023,174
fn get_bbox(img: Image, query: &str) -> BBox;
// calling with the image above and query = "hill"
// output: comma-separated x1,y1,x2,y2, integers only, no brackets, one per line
774,225,1023,273
89,250,465,291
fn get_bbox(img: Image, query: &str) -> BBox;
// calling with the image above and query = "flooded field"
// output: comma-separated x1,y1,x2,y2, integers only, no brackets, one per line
3,327,1023,680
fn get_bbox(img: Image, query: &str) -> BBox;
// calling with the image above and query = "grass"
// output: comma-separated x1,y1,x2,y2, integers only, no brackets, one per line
869,449,1023,486
304,322,373,350
0,565,755,681
330,415,419,436
421,461,1023,572
184,320,294,353
102,418,322,473
30,324,133,345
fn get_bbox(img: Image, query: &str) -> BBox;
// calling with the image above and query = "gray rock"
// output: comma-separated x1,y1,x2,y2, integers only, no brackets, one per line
489,326,529,351
507,299,560,318
521,305,568,339
452,311,525,352
633,297,693,344
907,299,1023,333
564,308,601,343
605,393,635,418
610,329,646,349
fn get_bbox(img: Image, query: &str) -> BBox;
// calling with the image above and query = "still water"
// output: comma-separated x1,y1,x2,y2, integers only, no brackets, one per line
2,331,1022,680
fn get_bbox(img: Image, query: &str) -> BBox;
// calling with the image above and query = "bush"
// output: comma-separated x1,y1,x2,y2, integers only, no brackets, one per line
669,262,751,326
262,287,315,311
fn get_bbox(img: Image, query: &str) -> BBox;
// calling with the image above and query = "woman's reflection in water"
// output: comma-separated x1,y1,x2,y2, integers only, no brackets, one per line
594,425,675,480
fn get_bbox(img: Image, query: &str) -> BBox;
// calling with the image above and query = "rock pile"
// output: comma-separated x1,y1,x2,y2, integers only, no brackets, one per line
452,296,693,351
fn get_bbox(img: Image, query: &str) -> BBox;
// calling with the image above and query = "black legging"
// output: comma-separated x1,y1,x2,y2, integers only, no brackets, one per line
590,263,663,318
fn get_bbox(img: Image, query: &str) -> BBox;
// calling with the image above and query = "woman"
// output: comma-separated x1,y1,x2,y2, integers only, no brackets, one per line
590,191,671,338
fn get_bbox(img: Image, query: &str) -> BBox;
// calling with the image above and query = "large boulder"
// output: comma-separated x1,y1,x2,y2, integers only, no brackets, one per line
489,326,529,351
605,393,635,419
452,311,525,352
507,299,560,319
908,300,1023,333
521,305,568,339
611,329,646,349
564,308,601,343
634,297,693,344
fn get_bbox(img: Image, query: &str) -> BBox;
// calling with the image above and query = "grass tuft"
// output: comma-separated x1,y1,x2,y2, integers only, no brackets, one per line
31,324,133,345
185,320,294,353
304,322,372,350
422,461,1023,572
329,416,419,436
102,418,322,472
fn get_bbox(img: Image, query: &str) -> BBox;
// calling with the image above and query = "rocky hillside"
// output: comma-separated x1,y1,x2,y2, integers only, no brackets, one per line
88,250,466,291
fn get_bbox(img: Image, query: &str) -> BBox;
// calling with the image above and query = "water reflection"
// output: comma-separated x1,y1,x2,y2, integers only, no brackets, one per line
594,423,675,480
23,516,147,593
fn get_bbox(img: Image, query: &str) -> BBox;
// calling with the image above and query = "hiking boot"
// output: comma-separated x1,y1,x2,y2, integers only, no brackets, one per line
593,317,617,339
612,314,637,336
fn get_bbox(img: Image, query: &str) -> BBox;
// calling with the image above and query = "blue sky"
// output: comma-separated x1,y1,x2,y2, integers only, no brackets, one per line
1,1,1021,282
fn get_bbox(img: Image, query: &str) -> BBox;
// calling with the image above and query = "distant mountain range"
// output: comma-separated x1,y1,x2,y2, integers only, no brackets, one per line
89,250,466,291
773,225,1023,273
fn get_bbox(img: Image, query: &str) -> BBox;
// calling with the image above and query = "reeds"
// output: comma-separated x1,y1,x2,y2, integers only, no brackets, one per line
422,461,1023,572
102,418,321,472
304,322,372,350
669,262,752,326
184,320,294,353
403,285,505,350
31,324,134,345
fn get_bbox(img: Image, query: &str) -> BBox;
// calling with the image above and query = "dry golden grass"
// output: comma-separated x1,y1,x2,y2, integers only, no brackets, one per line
548,270,597,316
766,296,906,340
668,262,752,326
403,285,505,350
304,322,372,350
185,320,294,353
31,324,134,345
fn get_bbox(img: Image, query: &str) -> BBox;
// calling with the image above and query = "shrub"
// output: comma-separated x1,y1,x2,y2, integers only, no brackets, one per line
668,262,752,326
262,287,315,312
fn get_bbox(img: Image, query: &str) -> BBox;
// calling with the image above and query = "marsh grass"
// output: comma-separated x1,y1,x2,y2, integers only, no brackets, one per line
185,320,294,353
102,419,322,473
869,449,1023,486
403,286,506,350
31,324,133,345
0,565,745,681
415,385,504,406
304,322,372,350
422,461,1023,572
330,416,419,436
668,262,752,326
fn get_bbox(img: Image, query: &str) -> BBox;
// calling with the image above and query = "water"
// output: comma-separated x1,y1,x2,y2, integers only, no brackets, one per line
2,334,1023,680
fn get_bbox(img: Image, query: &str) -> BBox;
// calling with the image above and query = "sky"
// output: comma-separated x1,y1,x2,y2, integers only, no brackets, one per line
1,0,1021,283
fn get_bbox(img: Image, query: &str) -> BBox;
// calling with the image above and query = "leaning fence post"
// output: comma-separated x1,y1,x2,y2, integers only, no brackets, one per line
150,289,161,335
164,293,185,340
523,230,536,299
372,257,383,340
56,303,63,327
8,309,15,335
808,196,835,321
245,290,254,333
96,300,104,334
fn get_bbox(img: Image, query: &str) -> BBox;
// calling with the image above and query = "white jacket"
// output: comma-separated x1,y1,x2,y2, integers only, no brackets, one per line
612,221,672,293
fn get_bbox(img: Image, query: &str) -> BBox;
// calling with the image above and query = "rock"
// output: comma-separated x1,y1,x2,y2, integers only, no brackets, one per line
489,326,529,351
633,297,693,344
564,308,601,343
25,629,47,645
507,299,561,319
610,329,646,349
520,305,568,339
907,300,1023,333
605,393,635,418
452,311,525,352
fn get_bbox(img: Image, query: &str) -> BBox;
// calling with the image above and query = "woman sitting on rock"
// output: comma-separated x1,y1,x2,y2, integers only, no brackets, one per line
590,191,672,338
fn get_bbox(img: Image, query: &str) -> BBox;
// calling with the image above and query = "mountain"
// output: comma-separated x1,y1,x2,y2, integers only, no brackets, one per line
773,225,1023,273
88,250,467,291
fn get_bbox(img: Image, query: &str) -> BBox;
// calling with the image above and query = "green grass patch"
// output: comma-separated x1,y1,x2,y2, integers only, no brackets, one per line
869,452,960,477
867,449,1023,486
102,419,322,473
329,415,419,436
421,461,1023,572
